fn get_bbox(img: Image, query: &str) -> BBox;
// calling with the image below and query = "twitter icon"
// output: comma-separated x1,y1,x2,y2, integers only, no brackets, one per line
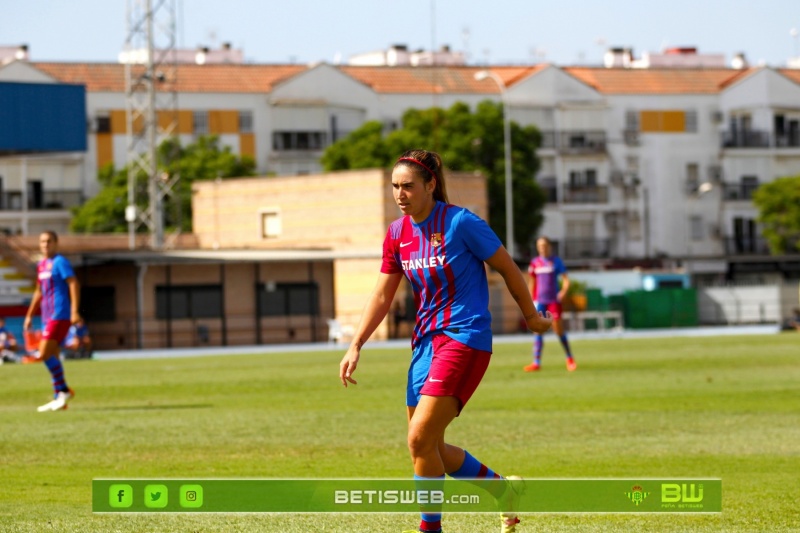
144,484,168,509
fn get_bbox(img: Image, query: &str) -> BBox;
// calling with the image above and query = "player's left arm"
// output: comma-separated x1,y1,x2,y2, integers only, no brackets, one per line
557,272,570,303
485,246,552,334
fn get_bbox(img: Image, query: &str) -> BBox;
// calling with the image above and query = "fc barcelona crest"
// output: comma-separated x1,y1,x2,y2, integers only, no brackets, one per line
430,233,443,247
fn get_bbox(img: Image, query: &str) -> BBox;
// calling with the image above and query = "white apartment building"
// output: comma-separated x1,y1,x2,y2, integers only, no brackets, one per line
1,55,799,281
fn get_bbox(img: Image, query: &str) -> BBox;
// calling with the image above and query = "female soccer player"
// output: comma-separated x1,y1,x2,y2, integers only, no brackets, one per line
24,231,81,412
339,150,552,533
525,236,577,372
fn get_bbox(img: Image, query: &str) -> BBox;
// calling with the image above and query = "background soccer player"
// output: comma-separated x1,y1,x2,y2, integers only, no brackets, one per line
23,231,81,411
339,149,552,533
525,236,576,372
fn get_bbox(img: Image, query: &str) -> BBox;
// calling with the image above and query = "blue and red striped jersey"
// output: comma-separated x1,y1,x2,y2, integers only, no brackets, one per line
528,255,567,304
37,255,75,322
380,201,501,351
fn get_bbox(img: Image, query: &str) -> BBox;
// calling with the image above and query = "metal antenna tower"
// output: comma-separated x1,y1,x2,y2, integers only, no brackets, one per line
124,0,179,250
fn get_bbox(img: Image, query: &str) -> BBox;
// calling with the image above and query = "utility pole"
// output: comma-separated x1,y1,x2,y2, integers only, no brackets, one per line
124,0,179,250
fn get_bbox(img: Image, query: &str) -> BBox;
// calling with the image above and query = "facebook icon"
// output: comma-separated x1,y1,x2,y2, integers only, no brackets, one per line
109,484,133,508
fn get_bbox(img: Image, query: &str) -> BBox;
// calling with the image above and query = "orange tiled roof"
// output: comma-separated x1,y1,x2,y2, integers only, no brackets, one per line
777,68,800,87
338,65,547,94
27,61,779,96
32,62,306,93
563,67,751,94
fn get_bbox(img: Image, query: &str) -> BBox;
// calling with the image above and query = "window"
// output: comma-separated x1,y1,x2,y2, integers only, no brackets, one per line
257,282,319,317
569,169,597,187
96,115,111,133
260,209,281,239
625,110,639,131
156,285,222,319
81,286,116,322
193,111,209,135
239,110,253,133
568,134,587,148
741,176,759,193
272,131,327,151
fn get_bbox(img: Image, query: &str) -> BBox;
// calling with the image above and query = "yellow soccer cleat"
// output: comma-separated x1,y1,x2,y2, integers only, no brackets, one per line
499,475,526,533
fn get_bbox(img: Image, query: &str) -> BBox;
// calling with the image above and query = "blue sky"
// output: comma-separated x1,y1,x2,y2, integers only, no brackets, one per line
3,0,799,67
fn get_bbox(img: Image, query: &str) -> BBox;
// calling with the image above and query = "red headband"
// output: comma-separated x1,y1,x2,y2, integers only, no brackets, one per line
397,157,436,179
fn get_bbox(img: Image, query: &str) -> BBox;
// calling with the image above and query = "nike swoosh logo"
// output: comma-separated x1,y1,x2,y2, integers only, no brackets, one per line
429,378,443,382
400,242,412,248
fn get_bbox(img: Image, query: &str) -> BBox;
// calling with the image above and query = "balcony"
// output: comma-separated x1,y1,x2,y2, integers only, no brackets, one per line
722,130,770,148
722,130,800,149
552,238,611,260
540,130,607,154
723,236,771,255
722,183,759,201
0,189,83,211
562,185,609,204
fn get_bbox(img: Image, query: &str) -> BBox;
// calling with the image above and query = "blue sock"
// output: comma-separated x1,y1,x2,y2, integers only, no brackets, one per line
414,474,443,532
448,450,505,499
44,356,69,396
559,334,573,359
534,335,543,364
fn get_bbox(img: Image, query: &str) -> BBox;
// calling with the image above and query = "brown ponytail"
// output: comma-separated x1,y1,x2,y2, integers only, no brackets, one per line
394,149,449,204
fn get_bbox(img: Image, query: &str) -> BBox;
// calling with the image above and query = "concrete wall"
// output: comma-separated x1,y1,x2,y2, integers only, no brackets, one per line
698,284,783,324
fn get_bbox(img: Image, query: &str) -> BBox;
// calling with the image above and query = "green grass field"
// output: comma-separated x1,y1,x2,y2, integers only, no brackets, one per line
1,333,798,532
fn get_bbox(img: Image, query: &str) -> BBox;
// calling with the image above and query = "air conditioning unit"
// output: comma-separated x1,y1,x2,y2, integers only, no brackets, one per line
708,223,722,240
610,171,625,186
711,110,724,124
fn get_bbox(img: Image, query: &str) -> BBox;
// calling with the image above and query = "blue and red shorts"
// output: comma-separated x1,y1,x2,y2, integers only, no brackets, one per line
407,332,491,413
535,301,563,320
42,319,72,344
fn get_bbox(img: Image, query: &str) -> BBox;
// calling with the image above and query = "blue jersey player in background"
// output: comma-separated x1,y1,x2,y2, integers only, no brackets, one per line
24,231,81,412
339,149,552,533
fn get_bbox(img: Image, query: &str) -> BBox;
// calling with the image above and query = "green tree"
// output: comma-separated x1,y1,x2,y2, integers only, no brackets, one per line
72,135,255,234
752,176,800,254
321,101,545,256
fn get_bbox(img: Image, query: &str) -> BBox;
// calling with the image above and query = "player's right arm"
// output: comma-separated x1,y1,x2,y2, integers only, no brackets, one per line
339,272,403,387
23,282,42,331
